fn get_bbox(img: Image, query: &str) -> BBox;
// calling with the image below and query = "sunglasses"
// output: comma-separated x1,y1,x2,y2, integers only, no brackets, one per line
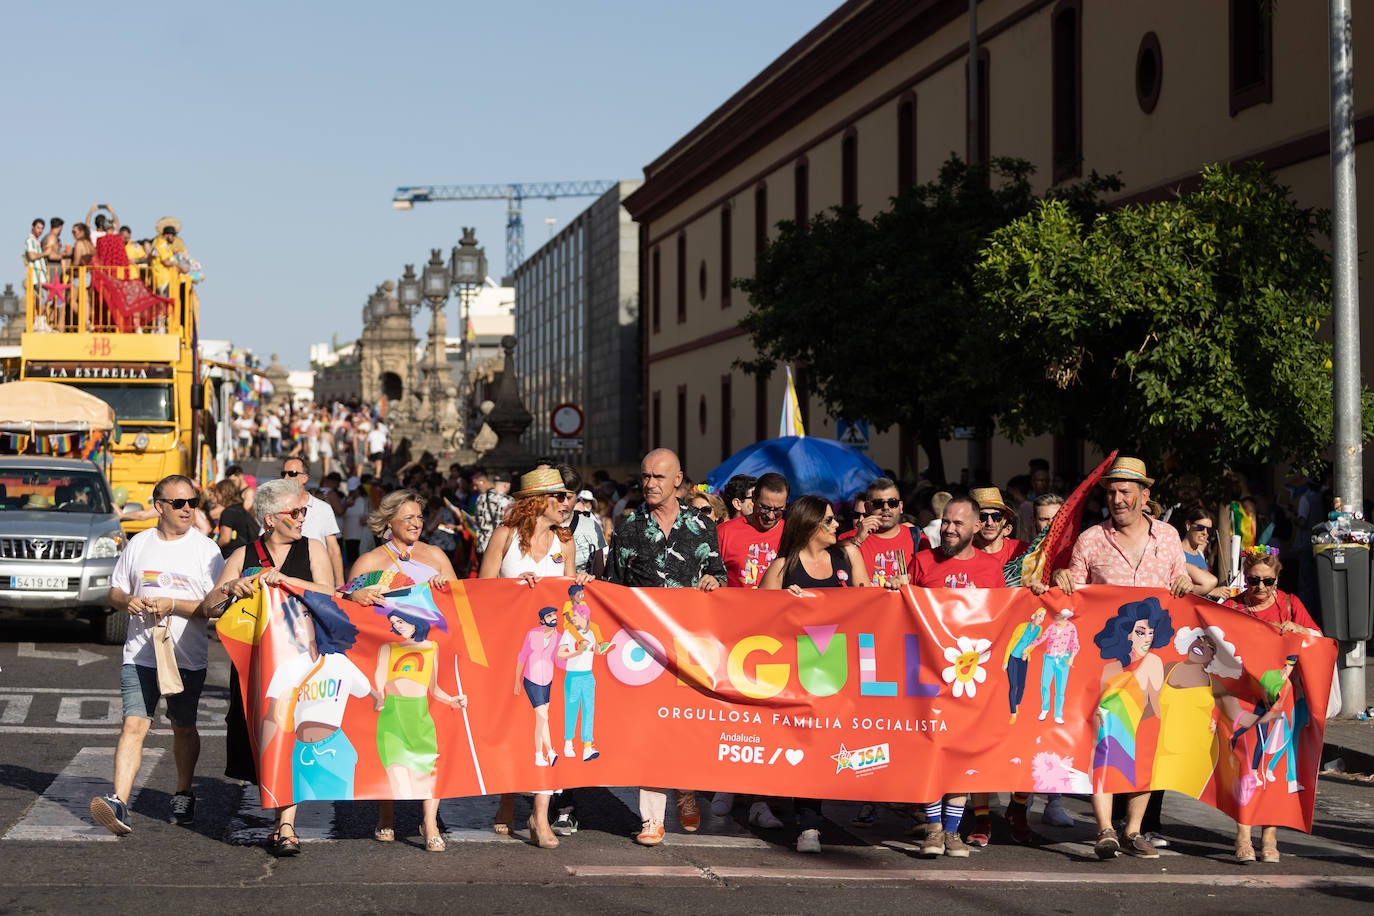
276,506,309,520
978,510,1004,523
868,498,901,510
156,496,200,510
550,492,575,503
756,504,787,516
282,470,308,478
1190,524,1214,534
1245,576,1277,588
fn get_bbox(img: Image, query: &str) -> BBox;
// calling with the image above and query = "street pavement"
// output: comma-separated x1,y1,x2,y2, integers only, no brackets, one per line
2,609,1372,913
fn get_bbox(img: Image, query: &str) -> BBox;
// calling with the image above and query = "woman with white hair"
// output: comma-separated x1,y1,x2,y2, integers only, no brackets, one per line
1150,626,1246,804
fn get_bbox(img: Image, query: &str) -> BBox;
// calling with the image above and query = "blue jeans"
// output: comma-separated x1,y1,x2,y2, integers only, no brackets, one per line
1007,655,1029,713
563,670,596,742
1040,654,1070,719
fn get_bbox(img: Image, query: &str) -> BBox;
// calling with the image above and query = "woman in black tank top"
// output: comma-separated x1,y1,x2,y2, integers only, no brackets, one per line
758,495,871,855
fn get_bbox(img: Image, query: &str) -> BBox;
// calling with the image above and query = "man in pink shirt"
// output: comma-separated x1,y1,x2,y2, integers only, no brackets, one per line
1050,456,1192,859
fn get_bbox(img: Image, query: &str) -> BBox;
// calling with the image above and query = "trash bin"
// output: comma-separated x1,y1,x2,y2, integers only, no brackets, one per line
1313,518,1373,642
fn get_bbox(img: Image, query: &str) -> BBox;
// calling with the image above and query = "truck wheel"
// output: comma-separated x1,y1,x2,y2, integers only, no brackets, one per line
94,609,127,645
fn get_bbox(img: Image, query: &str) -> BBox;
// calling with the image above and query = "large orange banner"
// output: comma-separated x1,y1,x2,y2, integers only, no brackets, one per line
217,580,1334,830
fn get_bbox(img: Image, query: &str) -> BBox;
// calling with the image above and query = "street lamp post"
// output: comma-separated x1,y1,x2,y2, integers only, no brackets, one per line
449,227,487,447
421,250,451,436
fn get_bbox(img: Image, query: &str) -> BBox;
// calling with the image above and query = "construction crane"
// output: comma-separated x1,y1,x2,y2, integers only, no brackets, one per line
392,181,619,275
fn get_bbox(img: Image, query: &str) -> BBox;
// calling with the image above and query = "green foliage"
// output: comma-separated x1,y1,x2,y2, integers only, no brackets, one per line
737,157,1119,467
976,162,1370,478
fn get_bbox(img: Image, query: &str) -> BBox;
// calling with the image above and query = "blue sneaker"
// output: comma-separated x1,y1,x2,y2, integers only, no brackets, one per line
91,794,132,836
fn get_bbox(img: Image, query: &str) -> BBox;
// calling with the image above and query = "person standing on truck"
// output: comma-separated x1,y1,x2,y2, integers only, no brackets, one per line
89,475,225,836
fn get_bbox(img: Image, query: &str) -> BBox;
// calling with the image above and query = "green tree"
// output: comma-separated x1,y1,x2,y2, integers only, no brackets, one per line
976,162,1372,479
737,156,1117,482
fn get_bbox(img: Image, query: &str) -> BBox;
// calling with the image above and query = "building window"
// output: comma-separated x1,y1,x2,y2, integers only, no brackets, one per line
754,183,768,266
1136,31,1163,114
1229,0,1272,115
966,49,990,165
720,374,732,461
755,373,768,443
698,393,708,435
897,92,917,190
676,385,688,471
794,157,809,230
676,233,687,324
720,204,732,308
841,128,858,208
1051,0,1082,182
651,390,661,449
651,247,661,334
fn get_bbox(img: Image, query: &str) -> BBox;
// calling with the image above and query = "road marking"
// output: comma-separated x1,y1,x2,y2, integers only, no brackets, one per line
227,786,337,845
57,695,124,726
0,687,121,694
0,694,33,724
16,643,105,666
566,863,1374,888
3,747,164,842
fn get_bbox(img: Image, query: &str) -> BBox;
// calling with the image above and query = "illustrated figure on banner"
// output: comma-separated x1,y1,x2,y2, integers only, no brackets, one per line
1002,607,1046,723
557,584,613,761
373,605,467,800
1029,608,1079,724
1150,625,1247,799
262,596,383,804
1091,597,1175,793
516,605,562,767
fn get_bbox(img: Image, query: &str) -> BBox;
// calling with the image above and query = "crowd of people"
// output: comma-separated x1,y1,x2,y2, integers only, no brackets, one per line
22,207,199,332
85,439,1327,868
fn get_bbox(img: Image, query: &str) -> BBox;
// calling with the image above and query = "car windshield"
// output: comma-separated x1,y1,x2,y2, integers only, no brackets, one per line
0,469,111,514
71,383,174,427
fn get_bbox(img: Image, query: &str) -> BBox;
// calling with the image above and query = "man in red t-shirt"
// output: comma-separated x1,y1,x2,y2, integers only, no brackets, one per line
842,476,928,587
716,472,789,589
970,486,1027,567
911,496,1008,589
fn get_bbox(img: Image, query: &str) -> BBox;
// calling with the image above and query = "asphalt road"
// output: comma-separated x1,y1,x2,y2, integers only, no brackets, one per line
2,619,1372,915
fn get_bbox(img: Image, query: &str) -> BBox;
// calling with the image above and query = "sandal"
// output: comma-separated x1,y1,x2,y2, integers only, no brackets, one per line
270,823,301,857
373,825,395,843
424,829,447,853
1234,837,1256,864
528,815,559,850
493,794,515,835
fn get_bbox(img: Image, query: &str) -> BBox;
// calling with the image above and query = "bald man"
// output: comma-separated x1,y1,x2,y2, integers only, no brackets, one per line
607,448,726,846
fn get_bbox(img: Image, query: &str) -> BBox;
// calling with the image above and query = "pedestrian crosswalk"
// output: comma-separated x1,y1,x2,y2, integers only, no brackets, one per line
3,747,164,842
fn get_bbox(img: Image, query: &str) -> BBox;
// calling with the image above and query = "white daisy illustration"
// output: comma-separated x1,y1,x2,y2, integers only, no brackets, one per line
941,636,992,698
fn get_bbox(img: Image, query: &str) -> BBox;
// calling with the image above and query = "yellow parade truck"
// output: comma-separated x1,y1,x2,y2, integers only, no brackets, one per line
21,261,206,533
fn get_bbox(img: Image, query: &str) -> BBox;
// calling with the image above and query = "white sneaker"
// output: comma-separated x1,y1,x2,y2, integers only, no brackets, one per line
748,801,784,829
796,828,821,853
1038,709,1049,721
710,792,735,817
1041,798,1075,827
564,740,575,758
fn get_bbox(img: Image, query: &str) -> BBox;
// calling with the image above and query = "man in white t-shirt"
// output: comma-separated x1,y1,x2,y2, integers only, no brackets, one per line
366,422,389,478
90,475,225,836
281,456,343,586
265,412,283,458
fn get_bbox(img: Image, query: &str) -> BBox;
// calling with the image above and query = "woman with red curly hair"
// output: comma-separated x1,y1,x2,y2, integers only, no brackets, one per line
478,468,593,848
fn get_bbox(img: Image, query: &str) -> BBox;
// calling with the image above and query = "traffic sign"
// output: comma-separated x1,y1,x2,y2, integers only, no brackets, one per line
551,403,584,436
551,436,584,450
835,418,870,452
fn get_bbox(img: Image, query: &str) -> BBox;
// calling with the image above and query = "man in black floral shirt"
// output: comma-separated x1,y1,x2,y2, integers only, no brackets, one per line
607,448,724,845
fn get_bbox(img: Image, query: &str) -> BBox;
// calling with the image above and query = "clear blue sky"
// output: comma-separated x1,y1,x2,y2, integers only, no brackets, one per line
6,1,839,366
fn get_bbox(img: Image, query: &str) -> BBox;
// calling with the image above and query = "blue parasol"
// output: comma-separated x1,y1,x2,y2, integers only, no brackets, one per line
705,436,883,504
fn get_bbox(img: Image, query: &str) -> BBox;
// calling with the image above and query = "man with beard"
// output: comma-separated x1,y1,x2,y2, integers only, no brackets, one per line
911,496,1007,589
607,448,725,846
971,487,1028,566
717,472,789,588
844,476,929,587
1052,456,1191,860
908,496,1005,858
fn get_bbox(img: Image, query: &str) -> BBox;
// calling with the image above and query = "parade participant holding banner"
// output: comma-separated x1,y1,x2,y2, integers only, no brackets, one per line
608,448,725,846
1052,457,1190,859
348,489,460,853
478,468,591,849
760,495,870,854
207,478,334,856
90,475,224,837
843,476,927,588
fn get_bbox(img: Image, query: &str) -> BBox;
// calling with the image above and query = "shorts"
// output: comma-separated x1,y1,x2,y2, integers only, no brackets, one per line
121,663,206,727
523,677,552,708
369,451,384,462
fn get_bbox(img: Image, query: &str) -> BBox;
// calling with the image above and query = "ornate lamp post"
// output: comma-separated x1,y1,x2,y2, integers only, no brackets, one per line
449,227,487,447
421,250,451,436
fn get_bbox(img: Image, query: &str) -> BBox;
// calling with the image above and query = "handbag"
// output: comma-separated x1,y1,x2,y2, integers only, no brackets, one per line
152,622,184,696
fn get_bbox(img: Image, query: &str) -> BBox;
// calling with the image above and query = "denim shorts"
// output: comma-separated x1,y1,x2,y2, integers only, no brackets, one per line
120,663,206,727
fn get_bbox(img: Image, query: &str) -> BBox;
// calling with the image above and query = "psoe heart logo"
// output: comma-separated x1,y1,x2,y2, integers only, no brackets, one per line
831,742,890,776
